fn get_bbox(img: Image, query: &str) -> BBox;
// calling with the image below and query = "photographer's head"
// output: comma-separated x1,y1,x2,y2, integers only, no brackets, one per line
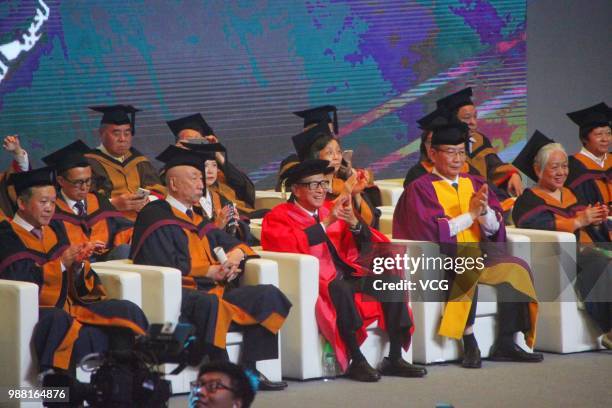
192,361,256,408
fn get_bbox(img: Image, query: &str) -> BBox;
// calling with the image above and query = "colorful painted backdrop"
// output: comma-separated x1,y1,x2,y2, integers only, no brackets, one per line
0,0,526,187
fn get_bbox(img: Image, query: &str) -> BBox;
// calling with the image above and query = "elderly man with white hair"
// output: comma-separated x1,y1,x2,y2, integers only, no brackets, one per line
512,130,611,349
130,145,291,390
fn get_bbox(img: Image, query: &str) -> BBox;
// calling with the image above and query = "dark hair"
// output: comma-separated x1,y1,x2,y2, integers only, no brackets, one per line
579,125,611,146
579,126,592,145
57,165,90,179
418,129,431,161
307,133,335,160
452,102,475,117
198,361,256,407
17,187,35,203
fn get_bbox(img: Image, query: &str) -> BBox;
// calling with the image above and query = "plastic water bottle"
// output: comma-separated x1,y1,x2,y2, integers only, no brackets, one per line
322,342,337,381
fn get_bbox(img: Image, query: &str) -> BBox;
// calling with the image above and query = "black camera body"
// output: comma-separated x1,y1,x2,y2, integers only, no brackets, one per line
44,323,194,408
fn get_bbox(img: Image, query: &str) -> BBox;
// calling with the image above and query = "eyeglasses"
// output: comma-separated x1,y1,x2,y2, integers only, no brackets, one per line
296,180,331,191
433,148,466,158
65,178,92,188
190,380,236,395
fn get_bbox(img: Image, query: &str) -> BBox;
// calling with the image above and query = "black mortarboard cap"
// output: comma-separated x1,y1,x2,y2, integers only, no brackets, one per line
278,154,300,178
566,102,611,133
417,107,452,130
167,113,215,140
293,105,338,134
512,130,555,182
181,142,225,162
156,145,206,172
291,122,333,161
282,159,334,188
89,105,139,133
430,122,469,146
9,167,56,196
41,140,91,173
436,87,474,112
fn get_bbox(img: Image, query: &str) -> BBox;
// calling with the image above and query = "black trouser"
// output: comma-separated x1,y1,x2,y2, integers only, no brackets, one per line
181,285,287,365
328,277,412,360
465,284,532,337
578,250,612,332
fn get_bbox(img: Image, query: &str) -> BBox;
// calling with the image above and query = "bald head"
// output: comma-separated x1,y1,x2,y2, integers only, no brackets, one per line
165,165,204,207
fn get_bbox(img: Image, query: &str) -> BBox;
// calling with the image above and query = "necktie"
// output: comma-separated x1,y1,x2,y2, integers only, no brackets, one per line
313,212,320,223
74,201,86,217
186,209,194,219
452,182,459,191
31,227,43,240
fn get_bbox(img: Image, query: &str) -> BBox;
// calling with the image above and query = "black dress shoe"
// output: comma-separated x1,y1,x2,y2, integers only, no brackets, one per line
602,334,612,350
379,357,427,377
345,359,381,382
462,346,482,369
252,369,288,391
489,342,544,363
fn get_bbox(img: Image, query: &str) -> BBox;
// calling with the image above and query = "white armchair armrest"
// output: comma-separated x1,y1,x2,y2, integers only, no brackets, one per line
91,261,182,325
93,268,142,306
0,279,39,398
242,258,279,286
255,250,320,379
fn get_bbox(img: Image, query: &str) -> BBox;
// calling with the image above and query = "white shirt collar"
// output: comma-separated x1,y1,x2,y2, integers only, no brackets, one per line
61,190,83,215
431,168,460,185
199,190,213,218
166,194,192,215
580,147,607,168
12,212,36,232
97,144,125,162
294,201,318,218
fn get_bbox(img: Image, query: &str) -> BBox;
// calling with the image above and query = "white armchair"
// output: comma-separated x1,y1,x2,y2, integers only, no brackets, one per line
254,191,286,211
91,258,283,393
0,268,142,408
374,180,404,207
250,218,263,241
255,249,412,380
506,227,604,353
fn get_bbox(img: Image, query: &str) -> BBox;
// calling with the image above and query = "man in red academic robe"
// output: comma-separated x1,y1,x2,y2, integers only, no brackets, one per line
262,159,426,382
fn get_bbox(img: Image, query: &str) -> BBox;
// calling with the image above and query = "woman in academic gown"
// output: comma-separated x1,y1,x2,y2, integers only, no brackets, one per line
512,131,611,349
565,102,611,208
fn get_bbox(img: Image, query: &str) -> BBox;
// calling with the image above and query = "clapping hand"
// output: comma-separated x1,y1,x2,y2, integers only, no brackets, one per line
469,184,489,219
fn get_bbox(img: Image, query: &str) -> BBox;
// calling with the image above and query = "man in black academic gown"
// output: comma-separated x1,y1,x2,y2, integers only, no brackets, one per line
0,167,148,376
85,105,166,220
42,140,134,261
130,145,291,390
